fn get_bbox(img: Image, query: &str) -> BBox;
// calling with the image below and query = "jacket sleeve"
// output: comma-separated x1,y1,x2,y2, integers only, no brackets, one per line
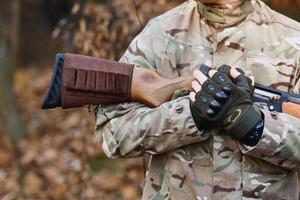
94,20,208,159
239,60,300,172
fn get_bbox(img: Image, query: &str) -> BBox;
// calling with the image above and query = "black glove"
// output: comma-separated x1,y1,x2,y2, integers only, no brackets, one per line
190,64,262,140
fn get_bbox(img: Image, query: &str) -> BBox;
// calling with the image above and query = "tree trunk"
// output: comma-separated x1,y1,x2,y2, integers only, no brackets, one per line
11,0,21,70
0,1,25,141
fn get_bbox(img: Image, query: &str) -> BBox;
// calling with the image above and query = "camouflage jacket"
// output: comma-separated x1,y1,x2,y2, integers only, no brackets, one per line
95,0,300,199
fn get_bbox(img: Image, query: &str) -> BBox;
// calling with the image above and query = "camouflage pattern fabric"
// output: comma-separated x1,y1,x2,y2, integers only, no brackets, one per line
95,0,300,199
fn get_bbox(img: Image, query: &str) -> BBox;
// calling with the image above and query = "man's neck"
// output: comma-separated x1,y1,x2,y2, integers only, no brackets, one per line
197,0,253,28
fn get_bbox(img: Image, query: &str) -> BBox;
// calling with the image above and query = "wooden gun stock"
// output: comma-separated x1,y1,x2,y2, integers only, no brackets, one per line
131,67,194,107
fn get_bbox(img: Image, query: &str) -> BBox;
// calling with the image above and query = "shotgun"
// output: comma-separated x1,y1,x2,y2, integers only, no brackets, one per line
41,53,300,119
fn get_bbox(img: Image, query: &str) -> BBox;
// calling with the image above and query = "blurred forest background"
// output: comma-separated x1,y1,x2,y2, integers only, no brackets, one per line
0,0,299,199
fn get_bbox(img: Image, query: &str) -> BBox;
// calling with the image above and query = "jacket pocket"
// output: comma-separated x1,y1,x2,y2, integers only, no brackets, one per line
242,156,292,199
166,143,213,198
246,54,296,92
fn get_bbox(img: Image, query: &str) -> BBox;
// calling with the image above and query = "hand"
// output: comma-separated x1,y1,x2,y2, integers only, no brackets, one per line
189,63,262,140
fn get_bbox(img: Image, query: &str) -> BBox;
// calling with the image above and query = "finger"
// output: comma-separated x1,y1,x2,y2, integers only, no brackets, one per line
199,64,211,76
217,64,231,77
204,59,212,67
229,67,241,79
191,80,202,92
248,75,255,86
189,92,196,102
230,67,251,89
236,68,245,75
209,99,222,112
235,68,254,85
230,67,254,85
193,70,208,85
199,60,213,76
208,69,218,78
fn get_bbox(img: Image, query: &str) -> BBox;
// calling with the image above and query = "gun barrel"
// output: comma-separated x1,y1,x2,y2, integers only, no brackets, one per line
288,95,300,105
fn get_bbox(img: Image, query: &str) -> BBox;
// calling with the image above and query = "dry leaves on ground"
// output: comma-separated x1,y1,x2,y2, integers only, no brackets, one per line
0,68,145,200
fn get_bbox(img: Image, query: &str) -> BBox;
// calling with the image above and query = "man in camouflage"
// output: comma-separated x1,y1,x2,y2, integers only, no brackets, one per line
95,0,300,199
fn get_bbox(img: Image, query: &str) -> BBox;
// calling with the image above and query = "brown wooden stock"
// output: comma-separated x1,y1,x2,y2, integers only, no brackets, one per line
282,102,300,119
131,67,194,107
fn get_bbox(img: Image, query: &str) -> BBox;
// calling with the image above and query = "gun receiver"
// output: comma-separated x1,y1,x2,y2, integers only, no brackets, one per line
253,84,300,118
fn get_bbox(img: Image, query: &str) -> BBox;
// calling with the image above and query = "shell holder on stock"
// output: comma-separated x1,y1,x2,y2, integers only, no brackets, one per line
41,53,134,109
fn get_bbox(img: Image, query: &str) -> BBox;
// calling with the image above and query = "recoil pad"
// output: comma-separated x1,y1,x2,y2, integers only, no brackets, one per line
41,53,64,109
42,53,134,109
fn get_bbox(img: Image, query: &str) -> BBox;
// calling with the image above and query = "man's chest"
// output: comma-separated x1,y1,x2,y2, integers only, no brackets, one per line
154,24,298,93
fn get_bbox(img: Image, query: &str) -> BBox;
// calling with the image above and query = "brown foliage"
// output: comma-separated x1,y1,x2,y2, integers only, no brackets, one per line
0,68,145,199
2,0,298,199
54,0,184,59
1,1,186,199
